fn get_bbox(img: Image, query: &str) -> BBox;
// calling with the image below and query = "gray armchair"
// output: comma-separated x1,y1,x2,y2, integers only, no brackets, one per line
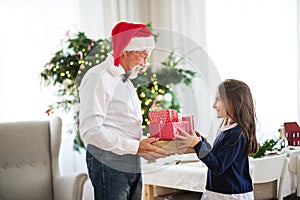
0,117,88,200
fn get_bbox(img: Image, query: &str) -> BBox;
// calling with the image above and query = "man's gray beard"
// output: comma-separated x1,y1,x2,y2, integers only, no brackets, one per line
128,65,141,79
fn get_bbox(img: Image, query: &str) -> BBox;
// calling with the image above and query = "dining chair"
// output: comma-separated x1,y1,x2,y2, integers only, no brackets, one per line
287,149,300,197
249,153,288,200
0,117,88,200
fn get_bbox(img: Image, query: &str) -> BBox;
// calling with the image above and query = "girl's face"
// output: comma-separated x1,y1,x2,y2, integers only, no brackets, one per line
213,90,227,118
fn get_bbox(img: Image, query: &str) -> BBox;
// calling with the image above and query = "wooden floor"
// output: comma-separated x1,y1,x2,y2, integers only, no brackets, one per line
284,193,300,200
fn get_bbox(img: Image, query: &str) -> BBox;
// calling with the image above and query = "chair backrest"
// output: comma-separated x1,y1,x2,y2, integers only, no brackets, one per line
0,117,62,200
250,153,286,183
288,149,300,173
287,149,300,197
249,153,287,200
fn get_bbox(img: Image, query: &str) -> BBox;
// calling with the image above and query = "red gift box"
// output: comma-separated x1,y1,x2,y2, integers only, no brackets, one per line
149,115,194,140
148,109,178,124
149,121,192,140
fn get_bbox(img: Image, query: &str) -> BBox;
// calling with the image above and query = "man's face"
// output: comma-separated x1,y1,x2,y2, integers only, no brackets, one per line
122,50,150,72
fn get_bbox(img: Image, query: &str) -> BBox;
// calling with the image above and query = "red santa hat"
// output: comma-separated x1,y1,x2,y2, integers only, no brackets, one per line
111,21,155,66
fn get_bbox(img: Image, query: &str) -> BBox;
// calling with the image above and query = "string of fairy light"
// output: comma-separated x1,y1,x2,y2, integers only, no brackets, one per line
43,40,111,86
137,72,172,131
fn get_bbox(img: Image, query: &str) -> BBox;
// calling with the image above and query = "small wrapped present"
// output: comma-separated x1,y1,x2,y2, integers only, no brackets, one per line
148,109,178,124
149,120,193,140
180,115,194,131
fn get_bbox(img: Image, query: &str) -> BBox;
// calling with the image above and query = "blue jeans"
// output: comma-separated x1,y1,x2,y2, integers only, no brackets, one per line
86,145,142,200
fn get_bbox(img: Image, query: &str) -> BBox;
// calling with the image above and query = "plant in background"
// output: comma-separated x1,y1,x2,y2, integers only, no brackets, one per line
250,139,279,158
41,27,196,151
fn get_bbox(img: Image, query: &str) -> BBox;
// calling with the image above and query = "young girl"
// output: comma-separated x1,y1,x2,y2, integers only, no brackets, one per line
176,79,258,200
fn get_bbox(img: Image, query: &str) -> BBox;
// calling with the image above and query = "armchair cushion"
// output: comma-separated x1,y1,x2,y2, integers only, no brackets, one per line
0,121,53,200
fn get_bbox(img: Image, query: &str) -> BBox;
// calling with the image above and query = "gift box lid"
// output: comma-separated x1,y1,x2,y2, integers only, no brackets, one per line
148,109,179,123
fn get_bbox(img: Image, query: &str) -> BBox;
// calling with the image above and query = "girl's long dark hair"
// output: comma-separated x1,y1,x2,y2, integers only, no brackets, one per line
218,79,258,155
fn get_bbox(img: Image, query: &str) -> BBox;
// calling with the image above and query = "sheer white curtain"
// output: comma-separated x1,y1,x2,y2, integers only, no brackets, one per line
77,0,207,45
77,0,216,140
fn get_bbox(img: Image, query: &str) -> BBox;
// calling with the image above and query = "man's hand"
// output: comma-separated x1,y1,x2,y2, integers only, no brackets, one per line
138,137,170,161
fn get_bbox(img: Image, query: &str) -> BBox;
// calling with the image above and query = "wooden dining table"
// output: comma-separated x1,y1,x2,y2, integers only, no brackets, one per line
141,154,207,200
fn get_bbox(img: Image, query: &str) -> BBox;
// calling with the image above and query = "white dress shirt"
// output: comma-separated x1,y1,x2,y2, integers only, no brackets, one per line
79,54,143,155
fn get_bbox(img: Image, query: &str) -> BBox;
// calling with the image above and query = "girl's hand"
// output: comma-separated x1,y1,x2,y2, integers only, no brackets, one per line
175,128,201,149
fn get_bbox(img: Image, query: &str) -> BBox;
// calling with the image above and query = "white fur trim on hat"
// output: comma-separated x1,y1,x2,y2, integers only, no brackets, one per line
108,62,125,76
123,36,155,52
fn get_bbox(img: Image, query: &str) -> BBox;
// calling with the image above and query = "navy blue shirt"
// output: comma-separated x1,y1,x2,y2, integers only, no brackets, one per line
194,124,253,194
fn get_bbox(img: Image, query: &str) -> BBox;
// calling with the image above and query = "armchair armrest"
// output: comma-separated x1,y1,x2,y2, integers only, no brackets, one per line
54,172,88,200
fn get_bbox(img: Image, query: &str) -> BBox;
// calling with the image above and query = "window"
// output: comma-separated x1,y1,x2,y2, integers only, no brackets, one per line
206,0,298,141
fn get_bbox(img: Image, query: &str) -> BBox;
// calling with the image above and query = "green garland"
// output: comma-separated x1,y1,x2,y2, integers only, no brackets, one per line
249,139,279,158
41,28,196,151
